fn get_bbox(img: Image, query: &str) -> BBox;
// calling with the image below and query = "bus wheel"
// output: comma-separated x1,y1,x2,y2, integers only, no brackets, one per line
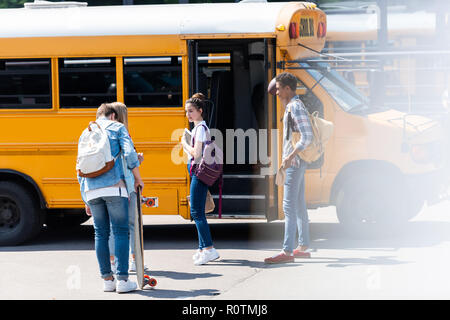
0,181,42,246
335,172,407,228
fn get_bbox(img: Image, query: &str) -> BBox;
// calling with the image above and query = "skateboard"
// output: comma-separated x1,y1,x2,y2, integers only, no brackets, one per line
134,186,157,289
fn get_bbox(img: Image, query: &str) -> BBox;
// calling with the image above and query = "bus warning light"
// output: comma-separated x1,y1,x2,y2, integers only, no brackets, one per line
289,22,299,39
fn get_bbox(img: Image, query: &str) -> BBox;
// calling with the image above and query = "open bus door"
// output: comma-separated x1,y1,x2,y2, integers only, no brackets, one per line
187,37,280,220
264,39,279,222
187,40,199,98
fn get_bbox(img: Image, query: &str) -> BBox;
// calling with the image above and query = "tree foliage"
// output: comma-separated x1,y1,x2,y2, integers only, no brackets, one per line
0,0,28,8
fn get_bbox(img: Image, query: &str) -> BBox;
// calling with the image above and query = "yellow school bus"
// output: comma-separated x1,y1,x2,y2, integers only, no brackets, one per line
0,1,446,245
324,8,450,111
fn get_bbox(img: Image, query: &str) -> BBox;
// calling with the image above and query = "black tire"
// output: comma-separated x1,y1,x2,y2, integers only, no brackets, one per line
335,172,410,229
0,181,42,246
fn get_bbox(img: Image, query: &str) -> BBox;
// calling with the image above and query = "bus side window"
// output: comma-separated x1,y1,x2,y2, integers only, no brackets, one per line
0,59,52,109
123,56,182,108
297,78,325,169
297,79,324,117
59,57,116,108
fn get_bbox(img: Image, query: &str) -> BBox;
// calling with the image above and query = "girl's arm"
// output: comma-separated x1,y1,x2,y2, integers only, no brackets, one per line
132,166,144,192
182,139,203,160
118,125,140,170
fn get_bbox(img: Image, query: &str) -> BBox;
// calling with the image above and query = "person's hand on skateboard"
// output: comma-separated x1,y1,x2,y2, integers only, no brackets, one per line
132,166,144,192
135,177,144,193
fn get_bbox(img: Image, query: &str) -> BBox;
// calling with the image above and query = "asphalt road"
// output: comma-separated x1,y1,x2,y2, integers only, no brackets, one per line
1,201,450,300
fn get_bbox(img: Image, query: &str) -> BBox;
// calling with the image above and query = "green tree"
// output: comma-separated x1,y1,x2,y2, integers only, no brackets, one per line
0,0,28,8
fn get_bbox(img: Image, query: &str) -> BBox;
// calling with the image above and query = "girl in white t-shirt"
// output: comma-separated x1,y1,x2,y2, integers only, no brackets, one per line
181,93,220,265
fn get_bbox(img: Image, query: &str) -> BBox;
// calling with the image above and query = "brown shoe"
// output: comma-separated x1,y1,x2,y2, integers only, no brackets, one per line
264,252,295,264
293,249,311,258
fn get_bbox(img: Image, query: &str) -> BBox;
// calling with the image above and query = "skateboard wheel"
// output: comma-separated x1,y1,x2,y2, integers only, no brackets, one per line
143,274,157,287
149,278,157,287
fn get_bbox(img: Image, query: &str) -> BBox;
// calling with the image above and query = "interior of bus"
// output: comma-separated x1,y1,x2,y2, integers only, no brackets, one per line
191,38,272,218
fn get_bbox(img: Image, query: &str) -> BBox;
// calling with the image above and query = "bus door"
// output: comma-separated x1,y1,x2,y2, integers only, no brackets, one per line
187,38,278,220
263,39,279,222
187,40,199,98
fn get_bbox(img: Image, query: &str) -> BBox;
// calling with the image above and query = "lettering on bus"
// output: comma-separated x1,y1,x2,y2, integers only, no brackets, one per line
299,17,314,38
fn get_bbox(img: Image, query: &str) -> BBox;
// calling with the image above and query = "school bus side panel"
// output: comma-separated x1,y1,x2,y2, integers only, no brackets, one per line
0,110,188,215
0,34,190,218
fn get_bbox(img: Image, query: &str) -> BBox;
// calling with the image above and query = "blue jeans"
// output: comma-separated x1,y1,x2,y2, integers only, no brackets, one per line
282,161,310,253
108,192,136,258
188,164,213,249
88,196,129,281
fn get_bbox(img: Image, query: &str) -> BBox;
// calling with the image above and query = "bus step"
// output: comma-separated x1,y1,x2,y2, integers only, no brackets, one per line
209,174,267,195
207,213,265,219
210,194,266,214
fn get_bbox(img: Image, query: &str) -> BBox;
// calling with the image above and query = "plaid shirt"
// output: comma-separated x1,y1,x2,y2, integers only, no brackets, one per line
282,95,313,167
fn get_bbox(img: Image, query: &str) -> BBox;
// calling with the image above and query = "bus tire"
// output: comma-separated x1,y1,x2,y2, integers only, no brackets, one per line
335,172,408,229
0,181,42,246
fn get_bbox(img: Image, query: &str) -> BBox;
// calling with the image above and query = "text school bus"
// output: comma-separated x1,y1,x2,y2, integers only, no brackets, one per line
0,1,446,245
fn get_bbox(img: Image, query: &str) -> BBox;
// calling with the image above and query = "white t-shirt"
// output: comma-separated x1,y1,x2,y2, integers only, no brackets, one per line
85,180,128,202
188,121,210,161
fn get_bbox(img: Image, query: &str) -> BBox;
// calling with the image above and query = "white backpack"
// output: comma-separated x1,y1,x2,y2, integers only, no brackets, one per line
76,120,118,178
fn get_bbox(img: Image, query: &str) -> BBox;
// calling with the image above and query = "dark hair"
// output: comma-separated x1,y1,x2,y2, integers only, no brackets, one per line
186,92,208,122
276,72,297,92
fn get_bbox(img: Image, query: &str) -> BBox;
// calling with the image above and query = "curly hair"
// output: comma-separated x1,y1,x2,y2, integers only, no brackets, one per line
276,72,297,92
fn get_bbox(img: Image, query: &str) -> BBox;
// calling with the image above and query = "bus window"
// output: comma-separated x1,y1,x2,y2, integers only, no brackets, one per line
296,77,324,169
296,78,324,118
303,62,370,113
59,57,116,108
0,59,51,109
123,56,182,107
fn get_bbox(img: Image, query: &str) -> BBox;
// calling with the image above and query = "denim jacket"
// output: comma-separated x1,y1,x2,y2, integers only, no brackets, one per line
77,117,140,204
121,153,136,197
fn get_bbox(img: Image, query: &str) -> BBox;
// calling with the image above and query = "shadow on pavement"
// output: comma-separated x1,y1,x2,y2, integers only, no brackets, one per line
129,287,221,299
2,220,450,255
147,270,222,280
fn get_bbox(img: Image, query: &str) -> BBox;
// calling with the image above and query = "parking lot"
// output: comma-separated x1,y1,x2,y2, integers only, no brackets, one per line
2,200,450,301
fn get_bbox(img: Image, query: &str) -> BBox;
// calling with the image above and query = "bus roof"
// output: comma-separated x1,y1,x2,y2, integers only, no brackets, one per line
0,2,292,39
327,10,437,41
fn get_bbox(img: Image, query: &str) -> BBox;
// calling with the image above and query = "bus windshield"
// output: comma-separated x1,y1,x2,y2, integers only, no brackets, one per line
302,61,370,113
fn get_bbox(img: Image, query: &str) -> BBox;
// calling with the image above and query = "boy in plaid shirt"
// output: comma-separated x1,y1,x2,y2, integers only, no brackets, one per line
265,72,313,264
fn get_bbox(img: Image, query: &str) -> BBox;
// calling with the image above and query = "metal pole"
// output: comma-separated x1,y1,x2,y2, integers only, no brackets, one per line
373,0,388,108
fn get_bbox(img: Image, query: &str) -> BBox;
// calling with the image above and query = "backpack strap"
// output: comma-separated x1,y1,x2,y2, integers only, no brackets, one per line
191,124,211,147
88,121,101,132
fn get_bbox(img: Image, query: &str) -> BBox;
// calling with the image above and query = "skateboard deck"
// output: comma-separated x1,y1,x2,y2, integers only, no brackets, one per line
134,186,157,289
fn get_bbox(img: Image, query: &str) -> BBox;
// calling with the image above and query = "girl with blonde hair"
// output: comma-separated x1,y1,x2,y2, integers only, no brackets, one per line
106,102,147,273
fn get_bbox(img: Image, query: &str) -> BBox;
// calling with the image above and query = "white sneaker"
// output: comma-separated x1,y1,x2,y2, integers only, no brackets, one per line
116,279,138,293
103,277,116,292
192,249,202,261
129,260,149,272
194,248,220,265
